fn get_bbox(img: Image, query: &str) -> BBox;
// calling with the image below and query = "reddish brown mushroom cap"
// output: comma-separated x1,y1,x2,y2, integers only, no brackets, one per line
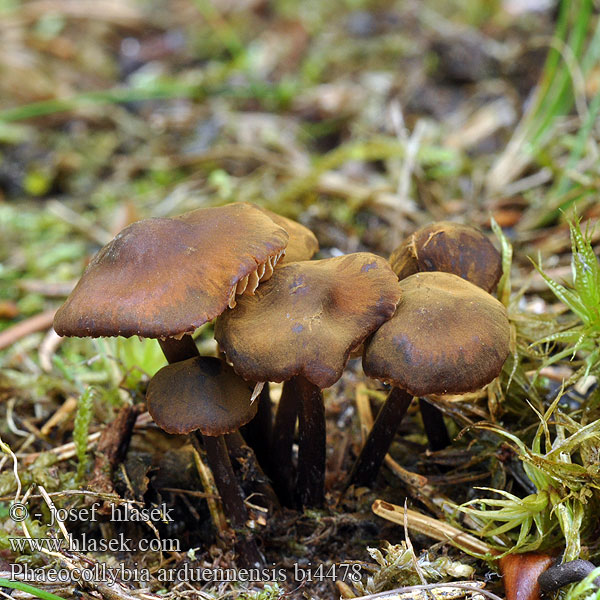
146,356,257,436
54,203,288,339
215,253,402,389
253,206,319,264
363,271,510,396
390,221,502,292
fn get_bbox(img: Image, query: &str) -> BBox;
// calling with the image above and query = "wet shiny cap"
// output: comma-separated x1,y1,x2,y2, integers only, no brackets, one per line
390,221,502,292
253,205,319,263
363,271,510,396
147,356,257,436
54,202,288,339
215,253,401,389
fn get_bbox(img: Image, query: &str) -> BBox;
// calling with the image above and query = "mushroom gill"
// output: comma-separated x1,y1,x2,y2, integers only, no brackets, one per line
227,249,285,308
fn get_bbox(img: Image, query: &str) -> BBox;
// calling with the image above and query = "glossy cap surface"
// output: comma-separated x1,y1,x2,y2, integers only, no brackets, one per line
215,253,401,389
147,356,257,435
363,271,510,396
390,222,502,292
54,202,288,338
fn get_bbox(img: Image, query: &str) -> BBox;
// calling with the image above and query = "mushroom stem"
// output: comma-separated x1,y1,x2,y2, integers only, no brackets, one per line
225,431,280,511
269,379,300,507
158,337,263,566
418,397,451,452
200,434,264,568
347,387,413,488
295,375,326,508
158,335,199,363
240,383,273,468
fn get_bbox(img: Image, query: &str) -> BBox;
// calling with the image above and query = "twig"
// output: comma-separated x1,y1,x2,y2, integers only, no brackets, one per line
40,396,78,436
47,199,112,245
18,431,101,463
17,279,75,297
0,436,22,502
352,582,498,600
190,437,228,534
0,309,56,351
39,328,64,372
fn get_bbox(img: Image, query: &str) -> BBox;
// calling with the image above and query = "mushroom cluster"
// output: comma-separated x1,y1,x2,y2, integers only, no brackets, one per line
54,206,510,566
215,253,401,507
348,221,509,486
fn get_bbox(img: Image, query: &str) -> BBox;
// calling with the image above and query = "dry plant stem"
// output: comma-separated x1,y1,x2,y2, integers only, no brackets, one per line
0,309,56,351
202,434,264,568
190,437,227,533
295,375,326,508
348,387,412,488
418,398,451,452
372,499,495,556
240,382,272,468
269,379,300,506
89,404,142,507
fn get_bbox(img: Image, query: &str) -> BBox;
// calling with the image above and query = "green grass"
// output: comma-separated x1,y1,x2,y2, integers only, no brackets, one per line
532,218,600,381
459,390,600,560
487,0,600,227
0,579,66,600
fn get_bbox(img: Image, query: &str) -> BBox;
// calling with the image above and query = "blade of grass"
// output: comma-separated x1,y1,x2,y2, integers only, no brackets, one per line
533,87,600,226
0,579,66,600
486,0,595,194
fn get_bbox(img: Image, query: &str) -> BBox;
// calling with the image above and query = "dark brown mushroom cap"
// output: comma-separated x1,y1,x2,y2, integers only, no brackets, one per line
54,203,288,339
215,253,402,389
363,271,510,396
253,205,319,263
390,221,502,292
146,356,257,435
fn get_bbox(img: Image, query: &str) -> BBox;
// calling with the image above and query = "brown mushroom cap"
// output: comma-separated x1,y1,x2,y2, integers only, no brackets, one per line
363,271,510,396
390,221,502,292
215,253,402,389
54,203,288,339
253,205,319,263
146,356,257,435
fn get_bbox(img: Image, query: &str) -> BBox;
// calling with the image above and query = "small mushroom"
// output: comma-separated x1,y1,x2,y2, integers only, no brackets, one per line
390,221,502,293
215,253,401,507
147,356,264,563
147,356,258,437
389,221,503,451
348,271,510,487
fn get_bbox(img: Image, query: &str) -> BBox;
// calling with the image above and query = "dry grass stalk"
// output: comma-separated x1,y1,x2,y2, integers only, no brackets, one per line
372,499,495,556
